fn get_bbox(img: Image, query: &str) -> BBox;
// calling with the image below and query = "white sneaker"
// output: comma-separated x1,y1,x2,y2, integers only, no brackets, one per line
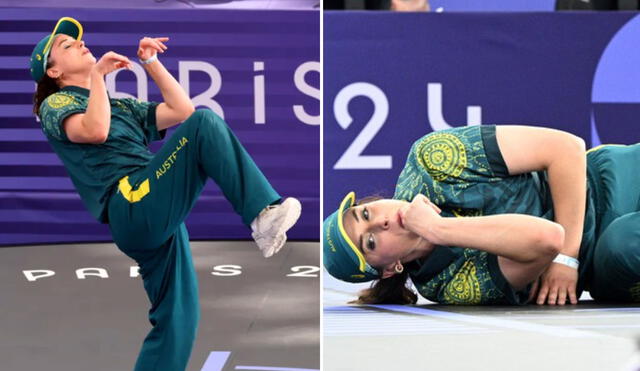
251,197,302,258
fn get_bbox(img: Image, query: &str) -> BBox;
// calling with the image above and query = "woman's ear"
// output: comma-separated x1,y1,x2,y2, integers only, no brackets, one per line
46,67,61,80
381,261,403,279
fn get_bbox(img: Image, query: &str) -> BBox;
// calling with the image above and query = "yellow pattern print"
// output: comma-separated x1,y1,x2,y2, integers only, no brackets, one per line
443,259,482,304
115,100,132,113
47,93,75,109
415,133,467,182
451,208,482,218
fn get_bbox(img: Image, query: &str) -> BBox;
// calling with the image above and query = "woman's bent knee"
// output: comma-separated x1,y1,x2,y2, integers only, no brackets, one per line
596,213,640,264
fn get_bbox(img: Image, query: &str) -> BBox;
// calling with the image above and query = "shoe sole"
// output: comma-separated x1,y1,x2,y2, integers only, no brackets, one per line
263,198,302,257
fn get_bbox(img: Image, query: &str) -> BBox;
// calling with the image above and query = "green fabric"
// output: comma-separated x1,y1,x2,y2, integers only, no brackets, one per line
324,199,381,283
582,144,640,302
107,109,280,370
408,246,522,305
393,125,558,305
589,212,640,302
38,85,164,223
126,222,199,371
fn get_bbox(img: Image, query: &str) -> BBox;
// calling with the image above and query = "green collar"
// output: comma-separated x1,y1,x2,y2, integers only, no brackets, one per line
60,85,89,97
60,85,111,99
408,246,460,282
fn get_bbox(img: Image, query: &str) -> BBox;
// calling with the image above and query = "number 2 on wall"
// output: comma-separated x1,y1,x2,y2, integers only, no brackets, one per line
333,82,392,169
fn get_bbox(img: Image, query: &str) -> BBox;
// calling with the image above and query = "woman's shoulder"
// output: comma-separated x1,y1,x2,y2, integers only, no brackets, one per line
40,90,86,114
409,125,493,154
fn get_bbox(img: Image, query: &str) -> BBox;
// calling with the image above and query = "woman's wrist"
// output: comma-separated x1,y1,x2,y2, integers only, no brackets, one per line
90,67,106,78
553,253,580,269
420,216,447,246
138,53,158,65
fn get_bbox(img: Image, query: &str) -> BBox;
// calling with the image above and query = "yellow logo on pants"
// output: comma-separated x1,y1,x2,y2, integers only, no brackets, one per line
118,176,150,203
156,137,189,180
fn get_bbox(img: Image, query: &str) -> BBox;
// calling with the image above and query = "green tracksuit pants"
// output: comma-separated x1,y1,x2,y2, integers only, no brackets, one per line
585,144,640,302
107,109,281,370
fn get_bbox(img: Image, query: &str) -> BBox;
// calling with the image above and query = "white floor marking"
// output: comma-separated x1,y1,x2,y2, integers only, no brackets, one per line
368,305,620,339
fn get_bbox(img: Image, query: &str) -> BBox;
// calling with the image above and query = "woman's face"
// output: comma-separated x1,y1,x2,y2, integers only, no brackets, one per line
342,198,425,277
46,33,96,80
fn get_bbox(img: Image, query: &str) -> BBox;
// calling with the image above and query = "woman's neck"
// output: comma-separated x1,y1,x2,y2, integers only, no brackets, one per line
60,73,91,90
402,237,435,264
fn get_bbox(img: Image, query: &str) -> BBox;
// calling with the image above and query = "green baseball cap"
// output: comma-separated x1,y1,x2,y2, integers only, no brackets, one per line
323,192,381,283
29,17,84,82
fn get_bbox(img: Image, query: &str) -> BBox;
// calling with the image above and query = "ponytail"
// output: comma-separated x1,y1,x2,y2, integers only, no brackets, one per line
32,58,60,117
350,271,418,305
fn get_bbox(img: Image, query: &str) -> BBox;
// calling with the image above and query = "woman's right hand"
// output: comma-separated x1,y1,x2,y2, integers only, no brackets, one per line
399,194,442,242
91,51,132,76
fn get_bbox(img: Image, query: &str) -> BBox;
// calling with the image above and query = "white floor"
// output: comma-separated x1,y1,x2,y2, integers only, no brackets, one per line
324,271,640,371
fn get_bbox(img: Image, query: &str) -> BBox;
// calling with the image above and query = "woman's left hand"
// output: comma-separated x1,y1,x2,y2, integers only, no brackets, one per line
137,36,169,61
535,262,578,305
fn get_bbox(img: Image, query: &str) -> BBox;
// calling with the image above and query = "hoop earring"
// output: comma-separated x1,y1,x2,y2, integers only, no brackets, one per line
394,264,404,274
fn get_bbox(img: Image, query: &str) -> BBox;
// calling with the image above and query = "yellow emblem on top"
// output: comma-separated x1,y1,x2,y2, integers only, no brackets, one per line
47,93,75,109
416,132,467,182
443,259,481,304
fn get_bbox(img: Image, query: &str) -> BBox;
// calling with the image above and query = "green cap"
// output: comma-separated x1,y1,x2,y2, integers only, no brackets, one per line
30,17,84,82
323,192,381,283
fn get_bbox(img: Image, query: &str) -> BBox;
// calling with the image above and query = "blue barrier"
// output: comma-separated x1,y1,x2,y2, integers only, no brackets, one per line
324,11,640,215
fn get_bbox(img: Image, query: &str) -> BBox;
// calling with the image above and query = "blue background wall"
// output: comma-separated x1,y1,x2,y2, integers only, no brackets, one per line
0,8,319,245
324,12,640,215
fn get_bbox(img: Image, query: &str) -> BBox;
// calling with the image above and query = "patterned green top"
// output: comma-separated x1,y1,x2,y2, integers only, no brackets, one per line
39,85,165,223
393,125,560,305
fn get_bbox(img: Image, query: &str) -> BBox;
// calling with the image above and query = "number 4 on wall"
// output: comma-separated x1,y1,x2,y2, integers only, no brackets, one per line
428,83,482,131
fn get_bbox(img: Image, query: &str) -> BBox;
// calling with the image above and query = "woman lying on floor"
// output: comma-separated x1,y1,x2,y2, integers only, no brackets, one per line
323,125,640,306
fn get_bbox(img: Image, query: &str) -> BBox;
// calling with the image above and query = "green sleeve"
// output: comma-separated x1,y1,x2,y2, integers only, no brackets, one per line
412,125,508,183
412,249,530,305
394,125,510,204
120,98,166,142
39,92,87,142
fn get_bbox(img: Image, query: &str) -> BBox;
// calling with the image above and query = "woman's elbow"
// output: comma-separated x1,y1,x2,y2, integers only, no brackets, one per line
564,132,586,155
92,130,109,144
538,222,564,257
180,105,196,121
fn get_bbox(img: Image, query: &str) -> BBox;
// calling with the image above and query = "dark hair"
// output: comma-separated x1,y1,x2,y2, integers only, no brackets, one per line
350,270,417,305
347,194,419,305
32,58,60,117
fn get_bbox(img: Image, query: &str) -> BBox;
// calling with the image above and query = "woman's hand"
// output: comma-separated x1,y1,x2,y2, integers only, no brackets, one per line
527,276,541,303
137,36,169,61
91,51,132,76
399,194,442,242
535,262,578,305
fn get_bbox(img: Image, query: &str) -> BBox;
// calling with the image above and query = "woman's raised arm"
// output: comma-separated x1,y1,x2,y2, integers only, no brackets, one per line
137,37,195,131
